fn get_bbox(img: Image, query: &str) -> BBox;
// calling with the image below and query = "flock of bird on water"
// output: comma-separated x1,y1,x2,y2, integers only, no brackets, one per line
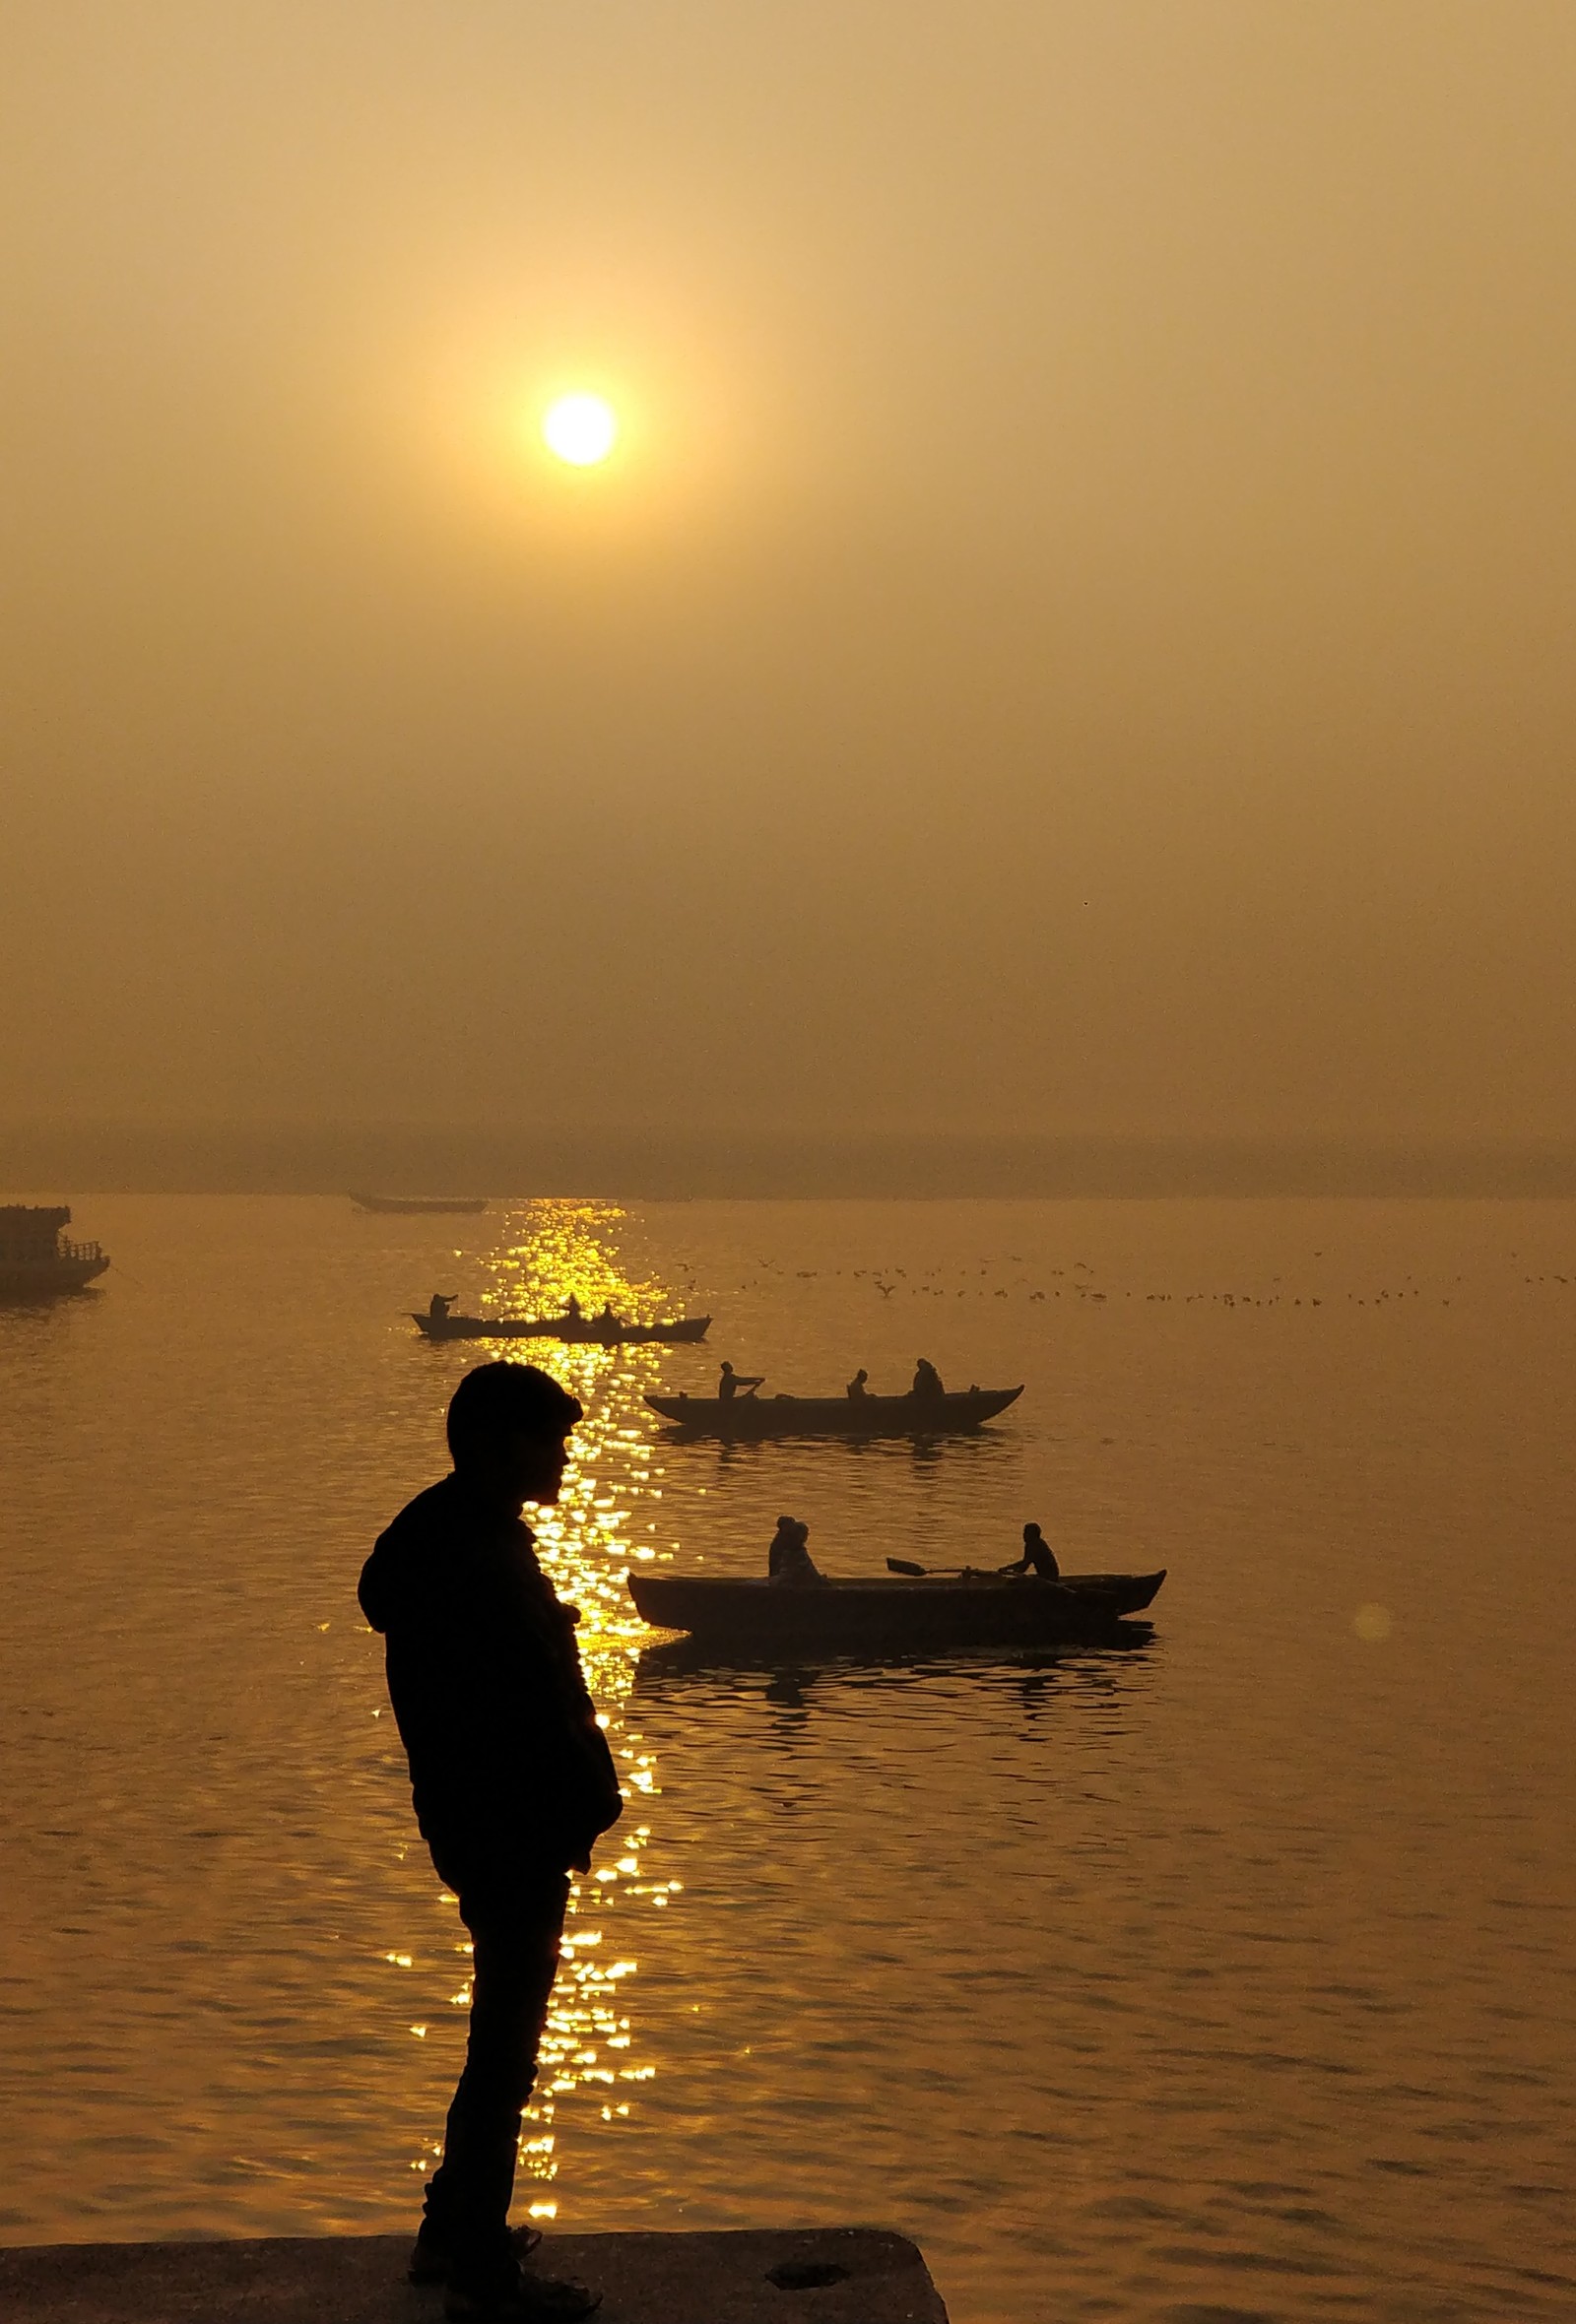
377,1213,1563,1661
392,1230,1556,1653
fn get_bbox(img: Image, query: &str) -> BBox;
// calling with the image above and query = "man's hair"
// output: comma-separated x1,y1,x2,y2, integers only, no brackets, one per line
446,1361,583,1460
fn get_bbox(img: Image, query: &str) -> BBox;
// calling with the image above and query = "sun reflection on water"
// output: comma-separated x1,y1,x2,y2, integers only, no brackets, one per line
407,1200,685,2210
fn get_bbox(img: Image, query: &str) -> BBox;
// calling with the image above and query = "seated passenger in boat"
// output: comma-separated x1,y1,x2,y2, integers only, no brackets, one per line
564,1292,582,1320
1000,1521,1060,1580
597,1301,620,1327
910,1357,945,1399
718,1360,764,1401
768,1516,826,1586
427,1292,457,1321
846,1368,870,1399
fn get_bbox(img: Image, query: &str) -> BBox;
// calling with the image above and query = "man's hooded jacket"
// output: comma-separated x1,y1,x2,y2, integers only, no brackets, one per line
359,1474,623,1879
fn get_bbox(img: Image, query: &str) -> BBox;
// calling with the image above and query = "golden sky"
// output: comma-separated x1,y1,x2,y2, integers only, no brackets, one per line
3,2,1573,1137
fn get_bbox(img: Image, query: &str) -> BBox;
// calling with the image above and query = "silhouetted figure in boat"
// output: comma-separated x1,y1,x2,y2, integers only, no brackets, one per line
595,1302,620,1332
910,1357,946,1400
563,1293,581,1322
768,1515,826,1586
359,1362,618,2322
845,1368,870,1399
718,1360,764,1401
429,1292,458,1322
1001,1521,1060,1581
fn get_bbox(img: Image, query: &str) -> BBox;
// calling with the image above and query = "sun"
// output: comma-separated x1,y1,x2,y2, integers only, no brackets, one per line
542,393,619,467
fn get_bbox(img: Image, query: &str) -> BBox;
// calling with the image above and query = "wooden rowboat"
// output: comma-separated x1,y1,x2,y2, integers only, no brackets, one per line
414,1311,711,1344
644,1386,1022,1438
626,1568,1165,1651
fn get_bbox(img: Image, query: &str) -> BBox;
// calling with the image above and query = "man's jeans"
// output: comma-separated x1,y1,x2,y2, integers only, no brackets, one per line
421,1855,570,2271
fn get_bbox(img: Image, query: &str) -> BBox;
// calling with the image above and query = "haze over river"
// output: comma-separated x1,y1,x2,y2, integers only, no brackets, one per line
2,1195,1572,2323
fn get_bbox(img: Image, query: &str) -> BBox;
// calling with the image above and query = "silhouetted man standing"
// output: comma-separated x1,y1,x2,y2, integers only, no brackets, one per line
360,1362,621,2321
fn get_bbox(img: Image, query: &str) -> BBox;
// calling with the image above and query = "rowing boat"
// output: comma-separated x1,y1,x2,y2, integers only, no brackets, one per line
643,1385,1022,1438
626,1568,1165,1650
413,1312,711,1344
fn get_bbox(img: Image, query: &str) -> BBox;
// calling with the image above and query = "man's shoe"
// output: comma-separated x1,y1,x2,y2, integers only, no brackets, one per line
409,2221,543,2285
442,2255,601,2323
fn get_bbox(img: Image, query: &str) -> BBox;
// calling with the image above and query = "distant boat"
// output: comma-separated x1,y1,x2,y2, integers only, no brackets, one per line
0,1206,110,1300
413,1310,712,1344
626,1567,1164,1651
643,1385,1023,1439
351,1193,489,1215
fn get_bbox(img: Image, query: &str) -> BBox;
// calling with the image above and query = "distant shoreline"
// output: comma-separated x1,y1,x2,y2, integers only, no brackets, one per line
4,1126,1575,1200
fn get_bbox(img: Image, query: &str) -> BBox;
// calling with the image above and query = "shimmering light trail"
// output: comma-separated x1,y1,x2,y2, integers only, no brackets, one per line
402,1200,680,2211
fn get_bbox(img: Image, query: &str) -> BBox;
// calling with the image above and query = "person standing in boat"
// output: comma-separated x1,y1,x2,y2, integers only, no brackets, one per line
429,1292,458,1323
358,1362,619,2322
910,1357,945,1399
1000,1521,1060,1581
718,1360,764,1401
845,1368,870,1399
768,1515,826,1585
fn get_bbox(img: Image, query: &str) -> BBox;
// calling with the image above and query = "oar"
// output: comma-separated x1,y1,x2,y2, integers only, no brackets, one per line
887,1555,1078,1585
886,1556,991,1578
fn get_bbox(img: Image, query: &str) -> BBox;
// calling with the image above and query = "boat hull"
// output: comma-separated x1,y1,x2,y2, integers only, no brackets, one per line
644,1386,1022,1438
414,1313,711,1344
0,1256,110,1300
627,1568,1165,1650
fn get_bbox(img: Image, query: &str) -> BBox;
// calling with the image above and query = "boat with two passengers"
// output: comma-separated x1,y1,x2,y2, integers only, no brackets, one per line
644,1384,1022,1438
626,1566,1165,1652
0,1206,110,1300
414,1309,711,1344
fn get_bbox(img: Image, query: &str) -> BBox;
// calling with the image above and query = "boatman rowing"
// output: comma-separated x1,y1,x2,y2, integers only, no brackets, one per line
1000,1521,1061,1580
718,1360,764,1401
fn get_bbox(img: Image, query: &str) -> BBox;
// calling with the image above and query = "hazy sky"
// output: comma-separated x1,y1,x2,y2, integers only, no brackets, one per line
4,2,1573,1137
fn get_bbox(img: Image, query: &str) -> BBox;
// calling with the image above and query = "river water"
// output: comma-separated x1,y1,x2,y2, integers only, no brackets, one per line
1,1194,1572,2322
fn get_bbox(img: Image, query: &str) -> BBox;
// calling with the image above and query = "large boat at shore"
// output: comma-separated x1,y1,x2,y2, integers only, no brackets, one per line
0,1207,110,1299
627,1567,1164,1653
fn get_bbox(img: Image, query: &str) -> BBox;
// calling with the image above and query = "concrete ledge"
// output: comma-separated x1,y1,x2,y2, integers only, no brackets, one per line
0,2228,949,2324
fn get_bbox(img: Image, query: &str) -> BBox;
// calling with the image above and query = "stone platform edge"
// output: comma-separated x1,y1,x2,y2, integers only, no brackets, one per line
0,2226,950,2324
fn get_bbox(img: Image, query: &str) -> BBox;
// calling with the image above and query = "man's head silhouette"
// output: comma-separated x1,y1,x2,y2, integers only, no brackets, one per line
446,1361,582,1512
